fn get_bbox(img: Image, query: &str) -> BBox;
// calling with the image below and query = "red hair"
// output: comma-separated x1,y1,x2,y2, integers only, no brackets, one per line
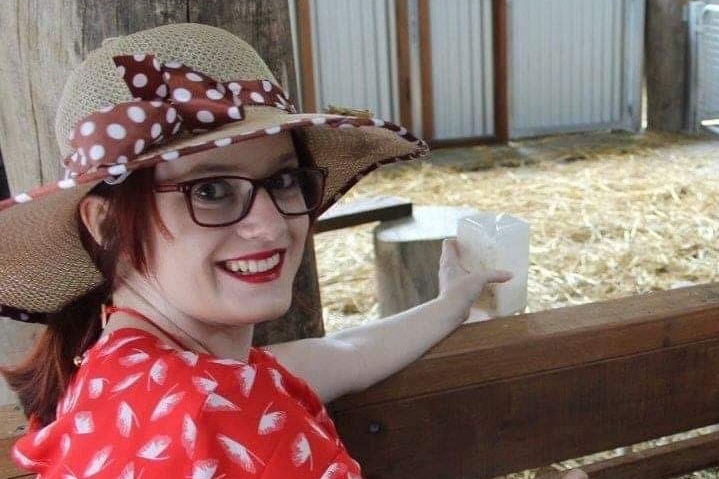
0,167,164,426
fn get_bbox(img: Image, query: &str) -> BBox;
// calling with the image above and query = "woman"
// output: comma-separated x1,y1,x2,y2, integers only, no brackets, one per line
0,23,584,479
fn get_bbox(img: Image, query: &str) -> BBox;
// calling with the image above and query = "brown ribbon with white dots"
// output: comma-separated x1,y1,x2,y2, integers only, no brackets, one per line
63,53,296,176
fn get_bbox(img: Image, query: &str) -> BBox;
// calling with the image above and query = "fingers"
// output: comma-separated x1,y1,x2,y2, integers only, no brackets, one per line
486,269,513,283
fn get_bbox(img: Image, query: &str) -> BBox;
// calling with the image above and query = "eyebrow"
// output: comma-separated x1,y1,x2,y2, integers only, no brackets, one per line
176,151,298,179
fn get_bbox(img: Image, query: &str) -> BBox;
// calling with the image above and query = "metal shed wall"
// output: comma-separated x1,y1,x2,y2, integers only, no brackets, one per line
508,0,644,138
308,0,399,121
428,0,495,140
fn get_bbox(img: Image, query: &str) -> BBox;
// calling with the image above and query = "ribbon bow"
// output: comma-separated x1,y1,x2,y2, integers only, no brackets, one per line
64,53,296,175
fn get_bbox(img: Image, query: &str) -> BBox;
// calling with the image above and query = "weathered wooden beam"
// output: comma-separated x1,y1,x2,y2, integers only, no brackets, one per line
645,0,693,132
187,0,299,104
539,429,719,479
315,196,412,233
328,283,719,479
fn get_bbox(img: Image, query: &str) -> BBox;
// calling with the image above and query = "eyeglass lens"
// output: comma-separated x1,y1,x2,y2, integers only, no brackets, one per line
187,169,324,226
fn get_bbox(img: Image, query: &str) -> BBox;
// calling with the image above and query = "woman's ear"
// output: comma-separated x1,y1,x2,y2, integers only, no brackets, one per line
78,195,110,246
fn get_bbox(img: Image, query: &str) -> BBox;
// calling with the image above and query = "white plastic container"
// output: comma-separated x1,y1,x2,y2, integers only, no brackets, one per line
456,212,530,318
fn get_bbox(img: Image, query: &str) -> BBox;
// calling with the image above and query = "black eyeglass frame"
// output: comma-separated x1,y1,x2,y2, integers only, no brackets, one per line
154,167,328,227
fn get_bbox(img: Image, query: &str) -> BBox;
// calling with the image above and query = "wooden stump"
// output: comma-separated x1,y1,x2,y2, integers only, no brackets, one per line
374,206,478,317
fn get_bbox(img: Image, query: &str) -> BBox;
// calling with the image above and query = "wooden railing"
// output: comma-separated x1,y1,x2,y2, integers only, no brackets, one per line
3,283,719,478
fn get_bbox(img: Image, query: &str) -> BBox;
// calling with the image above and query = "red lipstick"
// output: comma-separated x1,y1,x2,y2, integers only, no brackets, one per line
218,250,285,284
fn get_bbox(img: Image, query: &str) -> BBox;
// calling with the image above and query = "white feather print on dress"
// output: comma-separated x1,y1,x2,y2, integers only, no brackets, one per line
32,422,54,446
182,414,198,458
150,389,186,421
137,435,172,461
216,434,264,473
267,368,288,395
74,411,94,434
191,459,222,479
111,372,144,394
11,446,44,469
306,417,330,440
82,445,113,477
117,401,139,438
210,358,246,366
258,402,286,435
62,378,85,414
319,462,349,479
203,393,241,412
60,433,72,458
177,351,199,367
192,375,218,394
88,378,107,399
117,462,135,479
99,336,143,357
119,349,150,367
148,359,168,388
291,433,313,470
236,365,256,397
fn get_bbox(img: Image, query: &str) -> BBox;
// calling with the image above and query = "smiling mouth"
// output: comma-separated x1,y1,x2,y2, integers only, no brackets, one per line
218,251,285,283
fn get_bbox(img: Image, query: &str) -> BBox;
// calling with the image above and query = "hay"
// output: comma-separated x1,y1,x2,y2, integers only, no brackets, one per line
316,132,719,330
313,131,719,478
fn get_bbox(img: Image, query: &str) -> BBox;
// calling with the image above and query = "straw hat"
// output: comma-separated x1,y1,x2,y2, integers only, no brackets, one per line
0,23,428,323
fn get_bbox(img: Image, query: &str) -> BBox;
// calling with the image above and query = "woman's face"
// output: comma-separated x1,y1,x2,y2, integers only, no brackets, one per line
141,132,310,325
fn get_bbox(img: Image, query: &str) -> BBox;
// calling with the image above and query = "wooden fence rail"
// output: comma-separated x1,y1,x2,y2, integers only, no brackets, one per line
3,283,719,478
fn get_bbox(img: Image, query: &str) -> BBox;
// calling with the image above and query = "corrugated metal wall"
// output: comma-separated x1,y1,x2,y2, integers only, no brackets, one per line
309,0,399,121
508,0,643,138
698,5,719,123
429,0,495,140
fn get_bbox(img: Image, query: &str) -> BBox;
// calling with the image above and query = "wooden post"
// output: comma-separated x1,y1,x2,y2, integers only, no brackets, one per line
645,0,693,132
0,1,324,406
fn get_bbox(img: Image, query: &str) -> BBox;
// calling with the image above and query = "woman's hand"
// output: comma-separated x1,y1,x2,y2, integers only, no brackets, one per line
437,238,513,318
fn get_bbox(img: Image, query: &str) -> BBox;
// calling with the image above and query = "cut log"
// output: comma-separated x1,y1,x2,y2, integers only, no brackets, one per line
374,206,478,316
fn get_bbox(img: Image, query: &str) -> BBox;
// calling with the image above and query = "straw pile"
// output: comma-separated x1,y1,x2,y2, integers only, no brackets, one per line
316,132,719,328
313,131,719,478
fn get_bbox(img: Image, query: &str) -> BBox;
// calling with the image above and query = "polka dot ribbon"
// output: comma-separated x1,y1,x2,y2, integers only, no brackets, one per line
63,53,297,176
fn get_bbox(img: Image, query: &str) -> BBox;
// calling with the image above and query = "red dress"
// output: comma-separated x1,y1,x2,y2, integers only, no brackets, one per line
12,328,364,478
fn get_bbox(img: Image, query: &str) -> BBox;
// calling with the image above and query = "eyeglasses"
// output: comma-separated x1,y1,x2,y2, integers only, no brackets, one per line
154,167,328,227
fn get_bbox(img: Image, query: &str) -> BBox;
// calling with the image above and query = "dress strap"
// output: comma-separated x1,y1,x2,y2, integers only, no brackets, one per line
102,304,192,351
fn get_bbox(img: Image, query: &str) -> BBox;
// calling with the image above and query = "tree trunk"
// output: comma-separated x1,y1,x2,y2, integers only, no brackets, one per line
0,1,321,405
645,0,693,132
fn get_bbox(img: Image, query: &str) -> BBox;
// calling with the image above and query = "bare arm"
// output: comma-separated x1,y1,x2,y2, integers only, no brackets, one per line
268,239,511,403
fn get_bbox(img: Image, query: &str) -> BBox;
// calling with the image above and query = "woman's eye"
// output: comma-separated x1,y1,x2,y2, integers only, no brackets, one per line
192,180,234,202
269,172,298,190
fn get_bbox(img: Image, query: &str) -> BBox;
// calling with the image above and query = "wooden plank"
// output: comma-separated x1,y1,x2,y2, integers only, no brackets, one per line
395,0,412,128
539,430,719,479
645,0,693,132
188,0,299,104
492,0,509,142
327,283,719,479
330,283,719,411
418,0,434,140
296,0,317,112
0,404,29,479
315,196,412,233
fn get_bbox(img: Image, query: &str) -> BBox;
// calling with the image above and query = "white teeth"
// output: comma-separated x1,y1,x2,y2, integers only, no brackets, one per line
223,253,281,275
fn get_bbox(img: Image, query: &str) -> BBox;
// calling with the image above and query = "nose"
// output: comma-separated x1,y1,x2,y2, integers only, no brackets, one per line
234,186,288,240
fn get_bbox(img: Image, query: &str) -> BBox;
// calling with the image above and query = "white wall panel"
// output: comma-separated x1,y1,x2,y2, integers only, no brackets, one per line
508,0,644,138
698,5,719,123
310,0,398,121
429,0,495,140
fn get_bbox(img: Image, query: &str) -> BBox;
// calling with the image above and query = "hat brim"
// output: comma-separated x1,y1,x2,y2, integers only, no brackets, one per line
0,106,428,320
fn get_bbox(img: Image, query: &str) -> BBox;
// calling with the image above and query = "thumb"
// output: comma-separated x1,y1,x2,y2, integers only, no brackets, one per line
484,269,513,283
